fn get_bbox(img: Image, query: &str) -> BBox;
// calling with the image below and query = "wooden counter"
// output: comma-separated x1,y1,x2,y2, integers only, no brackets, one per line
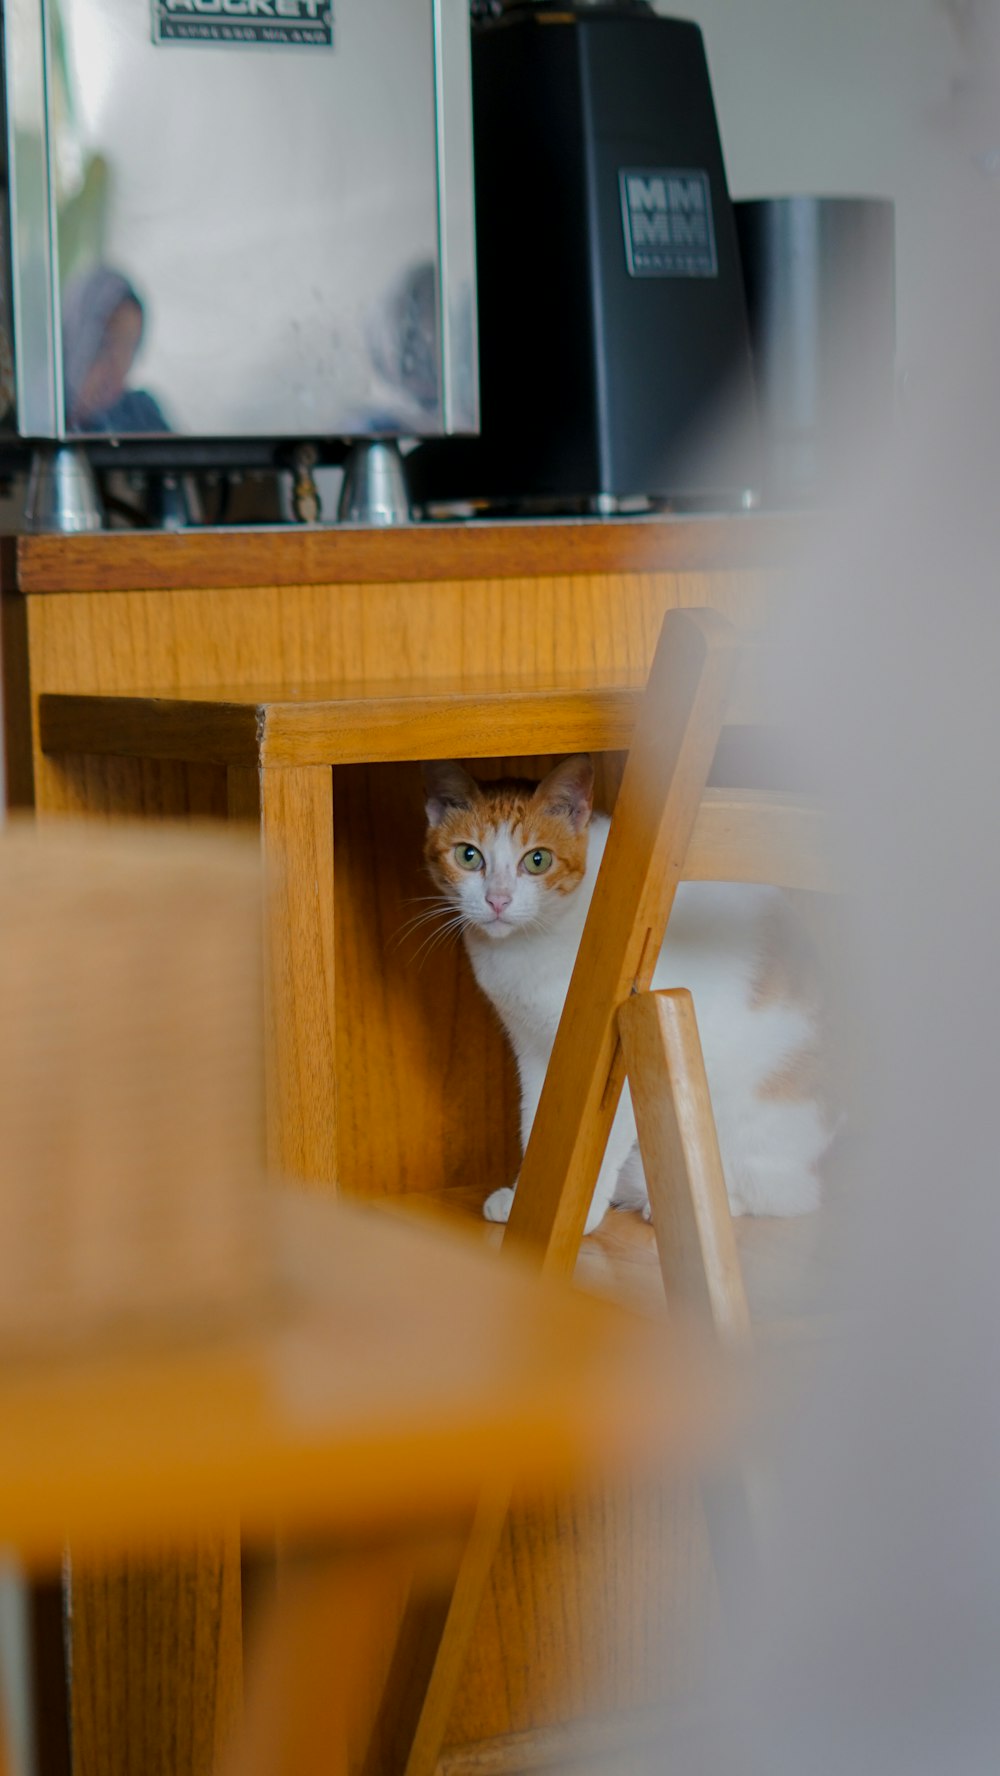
1,515,802,1776
3,511,803,592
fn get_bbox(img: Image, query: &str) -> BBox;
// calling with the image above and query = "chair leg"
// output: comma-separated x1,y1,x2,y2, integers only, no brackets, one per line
373,1484,511,1776
619,989,758,1605
227,1546,413,1776
618,988,750,1346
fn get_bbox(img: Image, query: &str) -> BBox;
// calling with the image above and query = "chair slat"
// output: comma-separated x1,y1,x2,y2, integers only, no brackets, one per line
685,789,831,892
618,989,751,1344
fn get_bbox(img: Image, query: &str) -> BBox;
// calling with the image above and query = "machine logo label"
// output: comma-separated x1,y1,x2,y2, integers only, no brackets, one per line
152,0,333,48
619,169,718,278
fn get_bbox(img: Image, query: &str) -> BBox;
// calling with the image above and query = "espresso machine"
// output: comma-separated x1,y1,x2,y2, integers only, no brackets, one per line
0,0,479,527
410,0,761,512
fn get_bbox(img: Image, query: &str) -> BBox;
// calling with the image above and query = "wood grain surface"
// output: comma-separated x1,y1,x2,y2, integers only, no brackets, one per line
254,765,337,1184
7,514,807,594
38,682,641,769
71,1538,242,1776
35,645,775,771
22,571,773,700
619,991,751,1344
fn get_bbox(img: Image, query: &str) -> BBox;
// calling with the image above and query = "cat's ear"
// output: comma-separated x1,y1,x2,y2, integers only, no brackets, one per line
532,754,594,834
423,761,479,828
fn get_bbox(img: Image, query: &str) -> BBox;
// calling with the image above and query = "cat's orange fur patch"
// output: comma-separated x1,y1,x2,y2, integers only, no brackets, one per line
425,777,588,896
752,896,835,1122
759,1039,826,1104
751,894,821,1011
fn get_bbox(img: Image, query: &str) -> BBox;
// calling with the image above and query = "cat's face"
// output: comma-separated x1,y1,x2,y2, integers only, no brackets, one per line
423,755,594,941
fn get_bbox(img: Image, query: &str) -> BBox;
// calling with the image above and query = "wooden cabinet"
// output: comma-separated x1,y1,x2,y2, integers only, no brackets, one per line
1,516,799,1775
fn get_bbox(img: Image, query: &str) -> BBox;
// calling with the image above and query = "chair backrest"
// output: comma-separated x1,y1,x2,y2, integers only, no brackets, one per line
684,787,830,893
503,608,831,1282
502,607,740,1277
687,641,832,894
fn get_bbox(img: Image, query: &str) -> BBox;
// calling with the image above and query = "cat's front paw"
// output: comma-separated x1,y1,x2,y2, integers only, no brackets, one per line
483,1186,516,1225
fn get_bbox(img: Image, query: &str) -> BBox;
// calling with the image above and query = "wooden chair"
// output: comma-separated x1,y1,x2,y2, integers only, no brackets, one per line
381,605,830,1776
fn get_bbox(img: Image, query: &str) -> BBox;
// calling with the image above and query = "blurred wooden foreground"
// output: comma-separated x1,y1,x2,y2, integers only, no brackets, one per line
0,820,732,1776
0,822,270,1351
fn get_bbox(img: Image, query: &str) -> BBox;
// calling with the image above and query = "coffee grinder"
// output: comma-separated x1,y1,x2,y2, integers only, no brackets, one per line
410,0,760,512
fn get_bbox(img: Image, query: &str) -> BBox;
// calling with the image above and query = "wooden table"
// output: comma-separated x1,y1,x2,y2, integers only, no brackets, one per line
1,516,801,1775
0,1189,728,1776
0,1191,722,1568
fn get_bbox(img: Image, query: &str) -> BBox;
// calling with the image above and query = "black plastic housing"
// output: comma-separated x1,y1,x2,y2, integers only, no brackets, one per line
410,5,760,508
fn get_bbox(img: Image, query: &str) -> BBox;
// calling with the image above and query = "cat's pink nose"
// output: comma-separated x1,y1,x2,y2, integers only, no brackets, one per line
486,891,511,917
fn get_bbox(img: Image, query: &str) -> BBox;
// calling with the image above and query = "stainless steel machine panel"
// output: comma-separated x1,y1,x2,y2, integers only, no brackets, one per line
3,0,478,439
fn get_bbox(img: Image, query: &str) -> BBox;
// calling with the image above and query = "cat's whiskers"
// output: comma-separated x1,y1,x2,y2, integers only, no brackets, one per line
388,896,457,951
391,908,452,941
515,908,560,938
408,911,473,969
410,923,468,966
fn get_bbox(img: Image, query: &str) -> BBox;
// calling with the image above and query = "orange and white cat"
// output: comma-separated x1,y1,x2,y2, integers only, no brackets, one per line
424,753,830,1235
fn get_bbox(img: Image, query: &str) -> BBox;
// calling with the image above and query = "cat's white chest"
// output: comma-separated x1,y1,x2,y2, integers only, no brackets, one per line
465,932,574,1055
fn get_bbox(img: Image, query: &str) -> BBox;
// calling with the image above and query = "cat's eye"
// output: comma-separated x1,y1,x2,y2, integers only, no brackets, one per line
522,848,553,875
454,843,484,872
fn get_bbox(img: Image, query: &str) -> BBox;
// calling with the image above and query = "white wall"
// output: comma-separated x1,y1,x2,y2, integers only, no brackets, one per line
658,0,987,364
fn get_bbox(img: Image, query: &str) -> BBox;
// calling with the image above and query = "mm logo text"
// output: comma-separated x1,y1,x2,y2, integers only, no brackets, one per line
152,0,333,47
619,169,717,279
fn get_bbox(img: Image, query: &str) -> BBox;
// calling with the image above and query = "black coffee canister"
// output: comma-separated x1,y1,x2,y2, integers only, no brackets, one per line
734,196,895,506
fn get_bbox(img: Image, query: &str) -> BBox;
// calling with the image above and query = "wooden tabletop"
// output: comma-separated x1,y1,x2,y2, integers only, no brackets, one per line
36,634,778,770
0,1191,727,1571
37,677,826,888
4,513,809,594
39,672,644,768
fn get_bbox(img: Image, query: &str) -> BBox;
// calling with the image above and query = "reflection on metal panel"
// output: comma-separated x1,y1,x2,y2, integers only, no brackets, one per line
4,0,59,436
1,0,478,440
434,0,479,435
